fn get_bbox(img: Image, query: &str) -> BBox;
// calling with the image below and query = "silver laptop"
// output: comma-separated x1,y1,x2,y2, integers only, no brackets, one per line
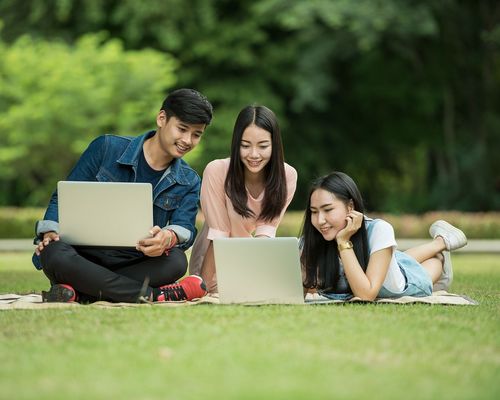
57,181,153,247
213,237,305,305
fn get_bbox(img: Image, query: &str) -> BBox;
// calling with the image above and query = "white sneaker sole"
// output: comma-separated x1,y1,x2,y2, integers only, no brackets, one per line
429,220,467,251
433,251,453,292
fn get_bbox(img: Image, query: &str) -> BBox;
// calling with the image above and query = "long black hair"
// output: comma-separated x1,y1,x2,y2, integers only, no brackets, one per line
224,105,287,222
300,172,369,291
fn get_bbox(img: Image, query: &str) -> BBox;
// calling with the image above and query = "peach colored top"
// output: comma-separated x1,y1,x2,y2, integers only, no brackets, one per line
189,158,297,275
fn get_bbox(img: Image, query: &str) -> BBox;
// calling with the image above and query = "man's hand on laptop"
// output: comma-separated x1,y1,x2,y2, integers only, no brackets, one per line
136,226,177,257
35,231,60,256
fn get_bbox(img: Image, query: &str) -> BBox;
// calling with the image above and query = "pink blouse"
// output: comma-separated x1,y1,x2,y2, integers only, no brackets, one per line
189,158,297,275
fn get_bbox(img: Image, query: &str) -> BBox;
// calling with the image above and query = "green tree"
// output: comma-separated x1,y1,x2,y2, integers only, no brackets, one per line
0,33,177,205
253,0,500,211
0,0,498,211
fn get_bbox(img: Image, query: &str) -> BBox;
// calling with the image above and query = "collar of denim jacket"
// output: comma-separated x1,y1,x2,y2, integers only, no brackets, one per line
117,130,191,185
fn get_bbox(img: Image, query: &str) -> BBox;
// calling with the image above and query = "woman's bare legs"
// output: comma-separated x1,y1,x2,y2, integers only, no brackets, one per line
200,241,218,293
405,237,447,284
420,254,444,283
404,237,446,263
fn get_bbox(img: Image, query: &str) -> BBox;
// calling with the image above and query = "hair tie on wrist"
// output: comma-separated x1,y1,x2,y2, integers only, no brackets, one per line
164,229,178,255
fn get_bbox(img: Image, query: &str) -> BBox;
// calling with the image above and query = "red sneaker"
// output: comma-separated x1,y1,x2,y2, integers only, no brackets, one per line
42,284,78,302
156,275,207,302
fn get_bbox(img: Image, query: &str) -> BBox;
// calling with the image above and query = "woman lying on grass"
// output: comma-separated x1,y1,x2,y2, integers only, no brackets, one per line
300,171,468,301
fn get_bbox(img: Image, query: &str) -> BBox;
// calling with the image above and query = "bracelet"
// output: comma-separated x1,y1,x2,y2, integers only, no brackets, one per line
337,240,353,252
164,229,178,255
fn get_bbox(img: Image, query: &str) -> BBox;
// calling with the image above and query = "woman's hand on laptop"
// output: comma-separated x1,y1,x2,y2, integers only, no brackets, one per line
35,231,60,255
136,226,176,257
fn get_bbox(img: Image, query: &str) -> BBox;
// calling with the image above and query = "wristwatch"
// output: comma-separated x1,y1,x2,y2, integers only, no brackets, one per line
337,241,353,252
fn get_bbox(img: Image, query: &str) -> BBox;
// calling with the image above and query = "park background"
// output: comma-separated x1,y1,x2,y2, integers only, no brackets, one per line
0,2,499,400
0,0,499,217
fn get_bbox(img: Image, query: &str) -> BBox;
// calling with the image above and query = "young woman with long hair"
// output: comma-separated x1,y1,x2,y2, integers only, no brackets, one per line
301,171,467,300
189,105,297,293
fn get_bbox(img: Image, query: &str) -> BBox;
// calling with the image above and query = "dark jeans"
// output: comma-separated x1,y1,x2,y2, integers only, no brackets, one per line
40,240,187,302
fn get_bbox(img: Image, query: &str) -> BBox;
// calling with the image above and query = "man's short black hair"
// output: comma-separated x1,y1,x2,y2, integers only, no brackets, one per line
161,88,213,125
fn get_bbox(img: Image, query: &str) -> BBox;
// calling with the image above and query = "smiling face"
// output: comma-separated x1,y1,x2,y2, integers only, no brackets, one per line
239,124,272,177
310,188,352,241
156,111,206,161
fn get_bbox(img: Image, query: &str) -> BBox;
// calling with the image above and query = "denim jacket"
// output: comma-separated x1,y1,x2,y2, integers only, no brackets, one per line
32,131,201,270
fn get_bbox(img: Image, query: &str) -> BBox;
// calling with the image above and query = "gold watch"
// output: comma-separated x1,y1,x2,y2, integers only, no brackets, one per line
338,241,353,252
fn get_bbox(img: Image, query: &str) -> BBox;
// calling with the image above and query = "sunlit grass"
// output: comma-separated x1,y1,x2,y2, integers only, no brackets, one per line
0,253,499,400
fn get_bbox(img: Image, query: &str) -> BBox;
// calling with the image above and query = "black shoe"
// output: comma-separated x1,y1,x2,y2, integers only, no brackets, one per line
42,284,77,302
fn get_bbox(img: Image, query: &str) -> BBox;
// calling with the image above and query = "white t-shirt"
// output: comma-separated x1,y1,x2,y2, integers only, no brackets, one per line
366,218,406,292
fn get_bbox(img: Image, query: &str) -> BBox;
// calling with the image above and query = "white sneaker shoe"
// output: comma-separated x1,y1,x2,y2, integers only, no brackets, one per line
433,251,453,292
429,220,467,251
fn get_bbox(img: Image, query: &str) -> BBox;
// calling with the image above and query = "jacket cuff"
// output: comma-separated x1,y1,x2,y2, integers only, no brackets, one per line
35,220,60,238
163,225,191,244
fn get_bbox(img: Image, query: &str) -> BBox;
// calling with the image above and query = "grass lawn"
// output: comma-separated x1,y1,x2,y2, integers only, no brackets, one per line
0,252,499,400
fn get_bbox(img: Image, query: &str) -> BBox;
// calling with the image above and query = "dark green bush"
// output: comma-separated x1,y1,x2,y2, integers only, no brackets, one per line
3,208,499,239
0,208,44,238
276,211,500,239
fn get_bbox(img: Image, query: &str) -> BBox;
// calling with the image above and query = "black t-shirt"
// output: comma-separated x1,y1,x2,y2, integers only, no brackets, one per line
136,148,166,188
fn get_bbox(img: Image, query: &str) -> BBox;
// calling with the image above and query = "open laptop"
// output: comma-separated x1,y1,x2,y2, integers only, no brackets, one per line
213,237,305,305
57,181,153,247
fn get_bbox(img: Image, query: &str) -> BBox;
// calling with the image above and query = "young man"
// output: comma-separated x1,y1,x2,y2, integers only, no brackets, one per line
33,88,213,303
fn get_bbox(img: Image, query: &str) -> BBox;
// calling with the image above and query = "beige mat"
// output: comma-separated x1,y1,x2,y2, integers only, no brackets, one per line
0,293,220,310
305,291,478,305
0,291,477,310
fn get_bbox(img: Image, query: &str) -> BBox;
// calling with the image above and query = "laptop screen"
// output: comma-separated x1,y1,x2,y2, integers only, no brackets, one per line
213,237,305,305
57,181,153,247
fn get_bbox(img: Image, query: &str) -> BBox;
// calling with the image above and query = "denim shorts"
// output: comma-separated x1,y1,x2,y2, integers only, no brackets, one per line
377,250,433,298
320,250,433,300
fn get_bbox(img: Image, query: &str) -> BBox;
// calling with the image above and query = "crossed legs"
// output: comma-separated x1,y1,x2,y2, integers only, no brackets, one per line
40,240,187,302
404,237,446,283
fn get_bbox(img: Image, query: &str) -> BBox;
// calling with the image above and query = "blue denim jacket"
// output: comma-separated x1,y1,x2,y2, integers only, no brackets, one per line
32,131,201,270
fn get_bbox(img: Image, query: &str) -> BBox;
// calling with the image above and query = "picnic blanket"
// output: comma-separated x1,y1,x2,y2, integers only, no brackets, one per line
0,290,477,310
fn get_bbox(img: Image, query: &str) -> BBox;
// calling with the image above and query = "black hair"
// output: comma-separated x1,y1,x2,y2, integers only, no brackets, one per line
161,88,213,125
300,171,369,291
224,105,287,222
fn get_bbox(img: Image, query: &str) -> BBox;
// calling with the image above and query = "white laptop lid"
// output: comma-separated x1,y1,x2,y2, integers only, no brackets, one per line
213,237,305,305
57,181,153,247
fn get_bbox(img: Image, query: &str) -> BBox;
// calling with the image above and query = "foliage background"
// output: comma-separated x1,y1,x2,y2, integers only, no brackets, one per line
0,0,499,212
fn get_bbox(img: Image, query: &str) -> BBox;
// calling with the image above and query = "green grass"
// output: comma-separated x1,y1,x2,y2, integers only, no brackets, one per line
1,252,499,400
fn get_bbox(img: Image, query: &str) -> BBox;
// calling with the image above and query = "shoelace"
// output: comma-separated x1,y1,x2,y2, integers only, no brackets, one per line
160,284,187,301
